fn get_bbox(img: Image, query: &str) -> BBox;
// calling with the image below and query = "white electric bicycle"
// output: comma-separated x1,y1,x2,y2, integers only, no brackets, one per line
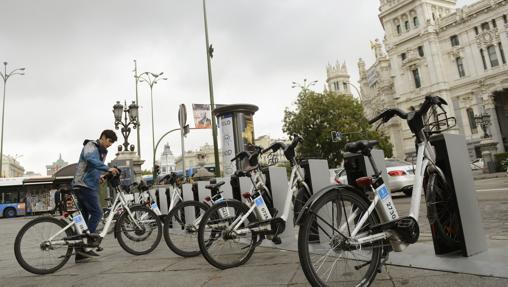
14,171,162,275
197,136,312,269
296,95,462,286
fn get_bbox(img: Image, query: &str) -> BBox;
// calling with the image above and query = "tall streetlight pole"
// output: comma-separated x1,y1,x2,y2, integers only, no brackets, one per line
0,62,25,178
133,60,141,157
291,78,318,94
203,0,221,177
138,71,167,178
346,82,363,100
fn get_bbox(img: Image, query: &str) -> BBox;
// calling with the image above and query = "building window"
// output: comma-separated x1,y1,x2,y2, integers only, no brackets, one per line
405,20,410,31
450,35,460,46
418,46,424,57
343,82,348,91
474,26,479,35
487,45,499,67
413,16,419,27
492,19,497,28
481,22,490,31
499,42,506,64
480,48,487,70
333,81,339,90
396,24,402,35
412,68,421,88
467,108,477,134
503,15,507,24
456,57,465,78
401,52,407,61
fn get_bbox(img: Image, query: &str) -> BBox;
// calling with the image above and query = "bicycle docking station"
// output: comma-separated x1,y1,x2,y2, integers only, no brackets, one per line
428,133,487,257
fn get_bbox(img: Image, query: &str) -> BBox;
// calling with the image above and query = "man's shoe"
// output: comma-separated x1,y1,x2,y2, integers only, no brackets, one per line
76,249,100,258
75,252,90,263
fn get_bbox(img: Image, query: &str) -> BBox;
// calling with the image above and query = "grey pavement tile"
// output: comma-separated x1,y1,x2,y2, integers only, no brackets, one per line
68,270,214,287
203,262,301,287
391,274,508,287
104,257,181,273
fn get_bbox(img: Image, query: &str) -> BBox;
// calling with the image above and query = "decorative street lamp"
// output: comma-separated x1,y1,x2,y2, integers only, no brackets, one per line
474,112,491,139
0,62,25,177
113,100,139,152
291,78,318,94
137,71,167,175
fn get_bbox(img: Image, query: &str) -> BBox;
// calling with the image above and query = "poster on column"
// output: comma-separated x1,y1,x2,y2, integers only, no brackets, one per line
219,114,236,177
192,104,212,129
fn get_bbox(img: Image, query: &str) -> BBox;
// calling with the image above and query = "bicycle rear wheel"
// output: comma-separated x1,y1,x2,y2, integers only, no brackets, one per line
164,200,209,257
115,205,162,255
426,172,462,247
197,200,257,269
298,189,382,287
14,216,74,274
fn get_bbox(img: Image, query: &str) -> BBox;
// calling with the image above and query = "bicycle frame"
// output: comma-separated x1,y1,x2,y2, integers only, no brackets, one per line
230,164,310,234
46,189,144,246
348,136,441,247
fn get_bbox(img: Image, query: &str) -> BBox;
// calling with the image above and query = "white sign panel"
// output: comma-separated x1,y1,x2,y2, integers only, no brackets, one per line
219,114,236,177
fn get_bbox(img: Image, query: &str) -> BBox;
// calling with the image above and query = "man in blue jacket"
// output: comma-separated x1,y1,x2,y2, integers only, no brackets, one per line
73,129,119,261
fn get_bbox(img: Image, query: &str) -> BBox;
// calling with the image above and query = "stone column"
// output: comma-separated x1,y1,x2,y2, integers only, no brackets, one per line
482,93,504,153
111,151,145,181
480,138,498,173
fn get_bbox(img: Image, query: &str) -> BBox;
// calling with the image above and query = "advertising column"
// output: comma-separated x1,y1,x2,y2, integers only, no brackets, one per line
213,104,259,177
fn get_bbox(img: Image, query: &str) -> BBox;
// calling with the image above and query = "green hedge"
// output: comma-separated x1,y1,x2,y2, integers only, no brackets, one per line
494,152,508,172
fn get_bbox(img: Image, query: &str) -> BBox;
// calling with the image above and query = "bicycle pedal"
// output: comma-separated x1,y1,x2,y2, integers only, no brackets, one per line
96,246,104,252
271,236,282,245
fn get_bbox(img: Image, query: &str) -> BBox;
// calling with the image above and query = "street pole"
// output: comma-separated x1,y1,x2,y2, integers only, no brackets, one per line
347,82,363,100
138,71,166,182
0,62,25,178
203,0,221,177
180,125,185,178
150,86,155,173
133,60,141,157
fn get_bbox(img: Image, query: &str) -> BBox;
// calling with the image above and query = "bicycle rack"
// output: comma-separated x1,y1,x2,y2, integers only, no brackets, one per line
429,133,487,256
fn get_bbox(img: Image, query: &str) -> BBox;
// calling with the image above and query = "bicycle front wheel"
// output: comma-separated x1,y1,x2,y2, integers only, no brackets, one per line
197,200,257,269
426,172,462,247
298,189,382,287
14,216,74,274
115,205,162,255
164,200,209,257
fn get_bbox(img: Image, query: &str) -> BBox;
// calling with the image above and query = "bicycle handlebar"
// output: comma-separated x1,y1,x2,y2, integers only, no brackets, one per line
368,95,447,125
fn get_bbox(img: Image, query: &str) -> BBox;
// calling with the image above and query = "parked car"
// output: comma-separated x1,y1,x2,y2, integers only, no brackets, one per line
332,159,415,197
385,159,415,196
470,158,484,170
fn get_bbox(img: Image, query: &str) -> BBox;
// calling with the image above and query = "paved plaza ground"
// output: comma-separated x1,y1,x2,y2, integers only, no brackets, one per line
1,176,508,286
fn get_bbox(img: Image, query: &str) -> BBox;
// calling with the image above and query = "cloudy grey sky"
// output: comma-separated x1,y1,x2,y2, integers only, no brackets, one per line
1,0,475,175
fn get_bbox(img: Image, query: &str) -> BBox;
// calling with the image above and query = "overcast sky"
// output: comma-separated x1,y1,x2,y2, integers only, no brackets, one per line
1,0,475,175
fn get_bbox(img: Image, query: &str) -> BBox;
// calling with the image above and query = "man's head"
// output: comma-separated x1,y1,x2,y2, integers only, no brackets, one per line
99,129,117,149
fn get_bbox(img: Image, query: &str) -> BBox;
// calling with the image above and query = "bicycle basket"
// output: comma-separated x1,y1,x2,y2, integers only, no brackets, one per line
424,106,456,134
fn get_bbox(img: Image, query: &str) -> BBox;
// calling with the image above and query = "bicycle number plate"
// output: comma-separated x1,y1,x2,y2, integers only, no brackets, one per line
378,185,389,200
73,214,84,224
254,196,264,207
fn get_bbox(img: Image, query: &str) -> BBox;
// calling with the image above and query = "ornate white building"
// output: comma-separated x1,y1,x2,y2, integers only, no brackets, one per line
159,143,176,175
359,0,508,160
1,155,24,177
326,61,353,95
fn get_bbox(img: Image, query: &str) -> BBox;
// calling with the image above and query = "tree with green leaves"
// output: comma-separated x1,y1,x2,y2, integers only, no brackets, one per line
283,90,392,168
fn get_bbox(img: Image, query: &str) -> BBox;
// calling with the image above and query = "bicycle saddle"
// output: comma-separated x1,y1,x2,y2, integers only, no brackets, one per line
345,140,379,155
205,181,225,191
